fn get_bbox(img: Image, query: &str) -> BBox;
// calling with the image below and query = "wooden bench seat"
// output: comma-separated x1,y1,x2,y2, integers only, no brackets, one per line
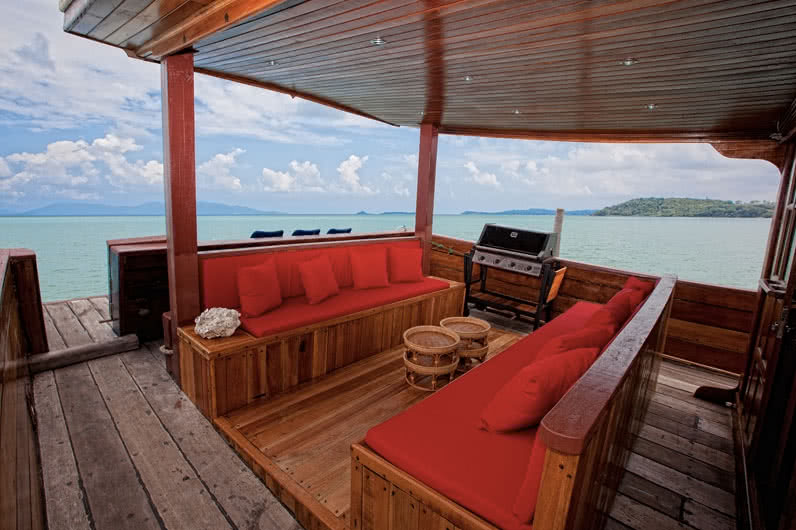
178,278,465,418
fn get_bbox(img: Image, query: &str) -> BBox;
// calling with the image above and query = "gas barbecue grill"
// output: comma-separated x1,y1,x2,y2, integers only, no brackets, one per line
464,224,561,329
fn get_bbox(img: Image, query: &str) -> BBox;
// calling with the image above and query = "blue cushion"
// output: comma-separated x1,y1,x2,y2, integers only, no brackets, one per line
250,230,284,238
327,228,352,234
292,229,321,236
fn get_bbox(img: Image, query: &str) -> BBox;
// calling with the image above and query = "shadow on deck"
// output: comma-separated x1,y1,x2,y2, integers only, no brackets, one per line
36,301,738,530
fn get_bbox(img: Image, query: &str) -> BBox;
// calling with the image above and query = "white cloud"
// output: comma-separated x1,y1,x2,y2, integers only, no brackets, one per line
198,148,244,191
261,160,324,192
1,133,163,200
0,157,10,177
337,155,376,195
464,161,501,188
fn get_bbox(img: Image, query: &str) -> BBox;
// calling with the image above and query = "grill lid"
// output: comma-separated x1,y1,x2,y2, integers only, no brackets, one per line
475,224,556,258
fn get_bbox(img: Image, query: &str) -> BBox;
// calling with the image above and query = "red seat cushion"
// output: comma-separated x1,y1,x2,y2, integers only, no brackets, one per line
298,255,340,304
240,277,449,337
513,433,547,524
624,276,655,297
237,260,282,317
350,248,389,289
389,247,424,283
480,347,600,432
365,302,602,530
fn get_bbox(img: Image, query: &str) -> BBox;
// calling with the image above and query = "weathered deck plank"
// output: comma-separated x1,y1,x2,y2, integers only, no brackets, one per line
87,353,232,530
42,306,66,351
45,303,92,349
69,299,116,343
120,346,300,530
53,362,161,530
32,371,91,530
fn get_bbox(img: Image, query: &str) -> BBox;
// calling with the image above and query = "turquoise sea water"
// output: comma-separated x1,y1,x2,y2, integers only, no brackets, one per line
0,215,769,302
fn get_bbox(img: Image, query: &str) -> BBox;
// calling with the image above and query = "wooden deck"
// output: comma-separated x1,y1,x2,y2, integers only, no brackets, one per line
35,297,739,530
36,297,300,530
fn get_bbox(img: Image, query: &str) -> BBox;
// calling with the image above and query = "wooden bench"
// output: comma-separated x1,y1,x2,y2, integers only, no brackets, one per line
350,275,676,530
178,278,465,418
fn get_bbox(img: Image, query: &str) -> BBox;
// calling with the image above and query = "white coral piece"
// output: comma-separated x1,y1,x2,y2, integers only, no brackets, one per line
194,307,241,339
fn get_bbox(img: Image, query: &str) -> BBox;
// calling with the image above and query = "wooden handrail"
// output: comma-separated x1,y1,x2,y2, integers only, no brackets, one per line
539,274,676,455
198,234,419,259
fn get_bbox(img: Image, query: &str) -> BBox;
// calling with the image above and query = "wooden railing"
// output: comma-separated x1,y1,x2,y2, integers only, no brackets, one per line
535,275,675,529
431,234,753,373
0,249,47,530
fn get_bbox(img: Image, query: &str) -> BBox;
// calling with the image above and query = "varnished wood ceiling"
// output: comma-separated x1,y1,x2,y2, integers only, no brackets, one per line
63,0,796,141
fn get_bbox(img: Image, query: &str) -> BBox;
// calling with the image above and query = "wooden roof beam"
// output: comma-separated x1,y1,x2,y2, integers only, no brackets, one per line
135,0,290,60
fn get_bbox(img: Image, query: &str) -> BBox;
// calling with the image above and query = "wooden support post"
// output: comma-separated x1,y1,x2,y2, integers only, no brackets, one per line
161,52,200,384
553,208,565,257
414,123,439,275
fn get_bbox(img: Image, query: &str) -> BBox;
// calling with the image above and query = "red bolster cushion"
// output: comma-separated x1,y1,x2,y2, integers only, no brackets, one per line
389,247,423,283
480,346,600,432
350,248,389,289
624,276,655,297
603,288,637,324
298,255,340,304
513,433,547,524
237,259,282,317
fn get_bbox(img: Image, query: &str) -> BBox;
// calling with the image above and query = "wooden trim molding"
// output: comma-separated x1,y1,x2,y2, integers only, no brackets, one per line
710,140,787,170
136,0,289,60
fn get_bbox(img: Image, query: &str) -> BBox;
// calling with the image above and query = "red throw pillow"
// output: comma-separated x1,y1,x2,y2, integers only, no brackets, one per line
624,276,655,297
388,247,423,283
237,260,282,317
513,433,547,523
558,325,616,351
603,288,636,324
298,255,340,304
350,248,389,289
480,347,600,432
585,307,622,334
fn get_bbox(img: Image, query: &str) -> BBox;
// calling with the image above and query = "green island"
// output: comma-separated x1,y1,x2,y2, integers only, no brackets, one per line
593,197,775,218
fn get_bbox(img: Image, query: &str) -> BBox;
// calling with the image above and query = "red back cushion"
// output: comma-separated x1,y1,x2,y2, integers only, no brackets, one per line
480,347,600,432
585,307,622,334
200,238,421,308
351,248,389,289
298,255,340,304
237,260,282,317
624,276,655,297
389,247,423,283
603,288,636,324
513,433,547,523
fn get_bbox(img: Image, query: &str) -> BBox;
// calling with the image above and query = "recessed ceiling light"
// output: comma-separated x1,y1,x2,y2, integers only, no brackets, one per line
621,57,638,66
266,59,277,66
513,109,521,115
370,37,386,46
645,103,658,110
419,110,425,116
464,75,473,82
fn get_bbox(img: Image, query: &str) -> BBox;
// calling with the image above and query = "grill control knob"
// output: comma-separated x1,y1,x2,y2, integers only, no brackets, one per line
525,265,533,271
509,262,516,268
478,255,485,261
494,258,501,265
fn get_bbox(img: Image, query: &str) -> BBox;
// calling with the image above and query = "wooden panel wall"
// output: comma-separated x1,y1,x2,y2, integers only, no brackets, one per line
179,283,465,418
431,234,754,373
0,249,46,530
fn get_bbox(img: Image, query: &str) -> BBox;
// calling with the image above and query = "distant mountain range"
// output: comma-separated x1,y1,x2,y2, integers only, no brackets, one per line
461,208,596,215
593,197,775,218
1,201,283,216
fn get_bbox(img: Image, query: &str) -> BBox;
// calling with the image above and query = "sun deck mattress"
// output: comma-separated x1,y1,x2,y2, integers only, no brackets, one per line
364,301,602,530
240,277,449,338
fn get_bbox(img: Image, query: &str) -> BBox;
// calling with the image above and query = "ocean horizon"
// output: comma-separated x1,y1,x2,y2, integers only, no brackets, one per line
1,214,769,302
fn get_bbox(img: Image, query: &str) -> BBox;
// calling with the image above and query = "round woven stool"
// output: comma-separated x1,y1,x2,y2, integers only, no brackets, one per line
440,316,491,372
403,325,460,392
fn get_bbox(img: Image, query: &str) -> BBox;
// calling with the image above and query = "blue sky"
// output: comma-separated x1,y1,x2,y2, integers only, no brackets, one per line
0,0,782,214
